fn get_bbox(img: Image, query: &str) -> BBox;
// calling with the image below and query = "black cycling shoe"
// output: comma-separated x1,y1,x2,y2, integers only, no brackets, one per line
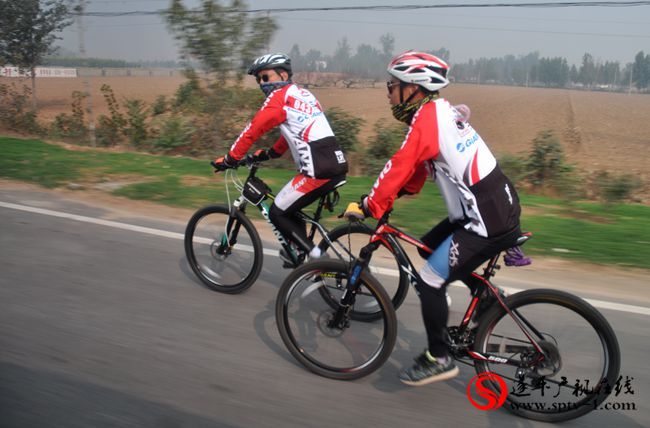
279,248,306,269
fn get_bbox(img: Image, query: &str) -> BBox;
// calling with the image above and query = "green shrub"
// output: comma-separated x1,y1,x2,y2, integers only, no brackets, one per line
592,171,642,203
96,84,127,146
173,69,202,109
184,83,265,155
497,153,527,182
152,95,167,116
123,99,150,148
362,122,407,175
153,116,196,152
325,107,364,153
49,91,88,140
95,115,120,147
525,130,565,187
522,129,583,199
0,83,43,134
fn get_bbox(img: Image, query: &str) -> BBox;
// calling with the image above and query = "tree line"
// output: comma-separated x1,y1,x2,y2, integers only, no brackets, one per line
288,39,650,92
451,51,650,91
41,56,187,69
2,0,649,113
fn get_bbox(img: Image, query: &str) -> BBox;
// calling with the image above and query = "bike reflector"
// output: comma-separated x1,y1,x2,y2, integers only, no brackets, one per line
243,176,271,205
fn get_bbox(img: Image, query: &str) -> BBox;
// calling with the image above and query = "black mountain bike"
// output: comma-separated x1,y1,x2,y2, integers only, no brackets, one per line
184,155,408,295
275,210,620,422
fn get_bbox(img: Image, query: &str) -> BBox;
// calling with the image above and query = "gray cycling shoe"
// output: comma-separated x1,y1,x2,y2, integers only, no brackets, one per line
399,351,459,386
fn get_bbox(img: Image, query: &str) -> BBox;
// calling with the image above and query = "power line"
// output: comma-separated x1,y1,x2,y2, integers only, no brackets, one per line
69,1,650,17
273,15,650,39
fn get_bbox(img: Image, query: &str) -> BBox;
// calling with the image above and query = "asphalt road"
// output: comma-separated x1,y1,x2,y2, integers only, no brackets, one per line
1,185,648,428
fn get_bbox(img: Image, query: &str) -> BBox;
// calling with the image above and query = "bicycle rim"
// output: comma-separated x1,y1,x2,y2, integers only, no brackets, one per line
473,289,620,422
276,260,397,380
185,206,262,293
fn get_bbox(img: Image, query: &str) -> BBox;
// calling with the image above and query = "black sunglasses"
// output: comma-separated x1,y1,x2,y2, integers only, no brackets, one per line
256,74,271,84
386,80,400,94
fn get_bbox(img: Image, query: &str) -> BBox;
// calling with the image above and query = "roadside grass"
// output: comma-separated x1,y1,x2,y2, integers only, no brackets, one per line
2,136,648,269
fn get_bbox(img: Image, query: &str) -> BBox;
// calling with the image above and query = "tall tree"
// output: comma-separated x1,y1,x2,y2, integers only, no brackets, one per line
632,51,649,89
579,53,597,87
288,44,304,70
303,49,323,72
331,38,352,73
165,0,277,82
0,0,71,109
379,33,395,58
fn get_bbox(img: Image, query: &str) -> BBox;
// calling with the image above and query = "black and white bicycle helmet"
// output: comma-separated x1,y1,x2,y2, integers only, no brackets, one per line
247,53,292,77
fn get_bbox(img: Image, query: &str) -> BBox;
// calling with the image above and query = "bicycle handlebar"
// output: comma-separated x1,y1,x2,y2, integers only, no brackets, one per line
211,154,267,172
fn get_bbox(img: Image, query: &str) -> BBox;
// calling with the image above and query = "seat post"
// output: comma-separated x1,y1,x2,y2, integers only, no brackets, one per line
481,253,501,280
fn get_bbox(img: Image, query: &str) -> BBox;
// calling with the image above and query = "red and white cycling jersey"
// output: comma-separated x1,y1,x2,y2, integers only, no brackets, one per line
229,83,348,179
366,99,520,238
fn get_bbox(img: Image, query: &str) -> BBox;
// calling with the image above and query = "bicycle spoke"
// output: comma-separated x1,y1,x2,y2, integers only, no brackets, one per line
276,261,397,380
473,289,620,422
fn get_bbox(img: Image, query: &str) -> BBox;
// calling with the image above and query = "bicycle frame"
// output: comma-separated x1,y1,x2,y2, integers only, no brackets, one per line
337,211,549,370
222,161,350,267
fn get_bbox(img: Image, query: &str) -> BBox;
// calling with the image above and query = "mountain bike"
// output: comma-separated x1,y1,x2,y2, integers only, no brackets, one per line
184,155,408,295
275,209,621,422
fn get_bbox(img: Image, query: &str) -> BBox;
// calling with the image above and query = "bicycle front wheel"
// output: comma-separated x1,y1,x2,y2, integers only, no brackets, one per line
319,222,409,321
472,289,621,422
184,205,263,294
276,259,397,380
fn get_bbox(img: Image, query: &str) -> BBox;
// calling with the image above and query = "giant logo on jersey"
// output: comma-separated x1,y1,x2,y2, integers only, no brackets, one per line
456,133,479,153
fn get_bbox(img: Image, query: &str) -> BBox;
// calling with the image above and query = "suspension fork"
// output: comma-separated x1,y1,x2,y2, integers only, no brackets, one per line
328,242,378,328
223,198,246,247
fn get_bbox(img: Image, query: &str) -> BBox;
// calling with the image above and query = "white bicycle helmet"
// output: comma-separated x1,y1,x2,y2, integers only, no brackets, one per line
247,53,292,77
388,50,450,92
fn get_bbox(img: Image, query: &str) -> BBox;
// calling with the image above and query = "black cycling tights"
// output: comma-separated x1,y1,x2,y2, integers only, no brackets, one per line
268,177,344,253
415,280,450,358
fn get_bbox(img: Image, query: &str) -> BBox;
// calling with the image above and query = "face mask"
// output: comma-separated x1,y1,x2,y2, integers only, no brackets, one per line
391,92,439,124
260,80,291,97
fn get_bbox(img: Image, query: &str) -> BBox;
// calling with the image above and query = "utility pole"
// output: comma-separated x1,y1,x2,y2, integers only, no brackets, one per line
525,69,529,88
76,0,96,147
629,66,633,95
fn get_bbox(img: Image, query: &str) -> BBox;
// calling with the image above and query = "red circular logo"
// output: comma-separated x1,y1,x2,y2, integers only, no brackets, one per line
466,372,508,411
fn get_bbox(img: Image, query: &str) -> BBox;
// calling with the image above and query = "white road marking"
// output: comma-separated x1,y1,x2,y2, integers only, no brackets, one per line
2,200,649,317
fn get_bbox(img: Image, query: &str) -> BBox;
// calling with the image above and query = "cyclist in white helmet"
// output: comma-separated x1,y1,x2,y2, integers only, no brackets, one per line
214,53,348,267
345,50,522,385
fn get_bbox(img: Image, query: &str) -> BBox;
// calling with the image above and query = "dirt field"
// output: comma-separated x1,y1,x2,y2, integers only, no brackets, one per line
3,75,649,190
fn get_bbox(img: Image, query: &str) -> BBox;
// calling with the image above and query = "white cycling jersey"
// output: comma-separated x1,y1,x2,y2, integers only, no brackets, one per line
367,99,520,238
229,83,348,179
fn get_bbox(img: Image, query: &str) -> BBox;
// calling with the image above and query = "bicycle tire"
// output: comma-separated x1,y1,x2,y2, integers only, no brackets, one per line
184,204,263,294
276,259,398,380
318,223,409,321
472,288,621,422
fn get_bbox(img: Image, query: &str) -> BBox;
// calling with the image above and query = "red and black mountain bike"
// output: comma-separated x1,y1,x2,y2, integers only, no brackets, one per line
275,209,620,422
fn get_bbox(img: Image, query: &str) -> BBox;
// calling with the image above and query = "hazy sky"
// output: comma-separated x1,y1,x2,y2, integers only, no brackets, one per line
57,0,650,66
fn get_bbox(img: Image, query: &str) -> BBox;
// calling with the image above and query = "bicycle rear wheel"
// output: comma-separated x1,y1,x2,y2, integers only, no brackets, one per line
276,259,397,380
319,223,409,321
184,205,263,293
472,289,620,422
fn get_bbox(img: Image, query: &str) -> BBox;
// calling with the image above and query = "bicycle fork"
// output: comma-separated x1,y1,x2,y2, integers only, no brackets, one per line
217,202,245,253
327,243,378,329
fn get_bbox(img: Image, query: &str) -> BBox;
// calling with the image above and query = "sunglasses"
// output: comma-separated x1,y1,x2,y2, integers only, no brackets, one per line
386,80,400,94
256,73,272,84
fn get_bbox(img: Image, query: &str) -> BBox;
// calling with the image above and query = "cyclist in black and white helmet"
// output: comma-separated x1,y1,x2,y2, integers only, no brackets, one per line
246,53,294,97
214,53,349,267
